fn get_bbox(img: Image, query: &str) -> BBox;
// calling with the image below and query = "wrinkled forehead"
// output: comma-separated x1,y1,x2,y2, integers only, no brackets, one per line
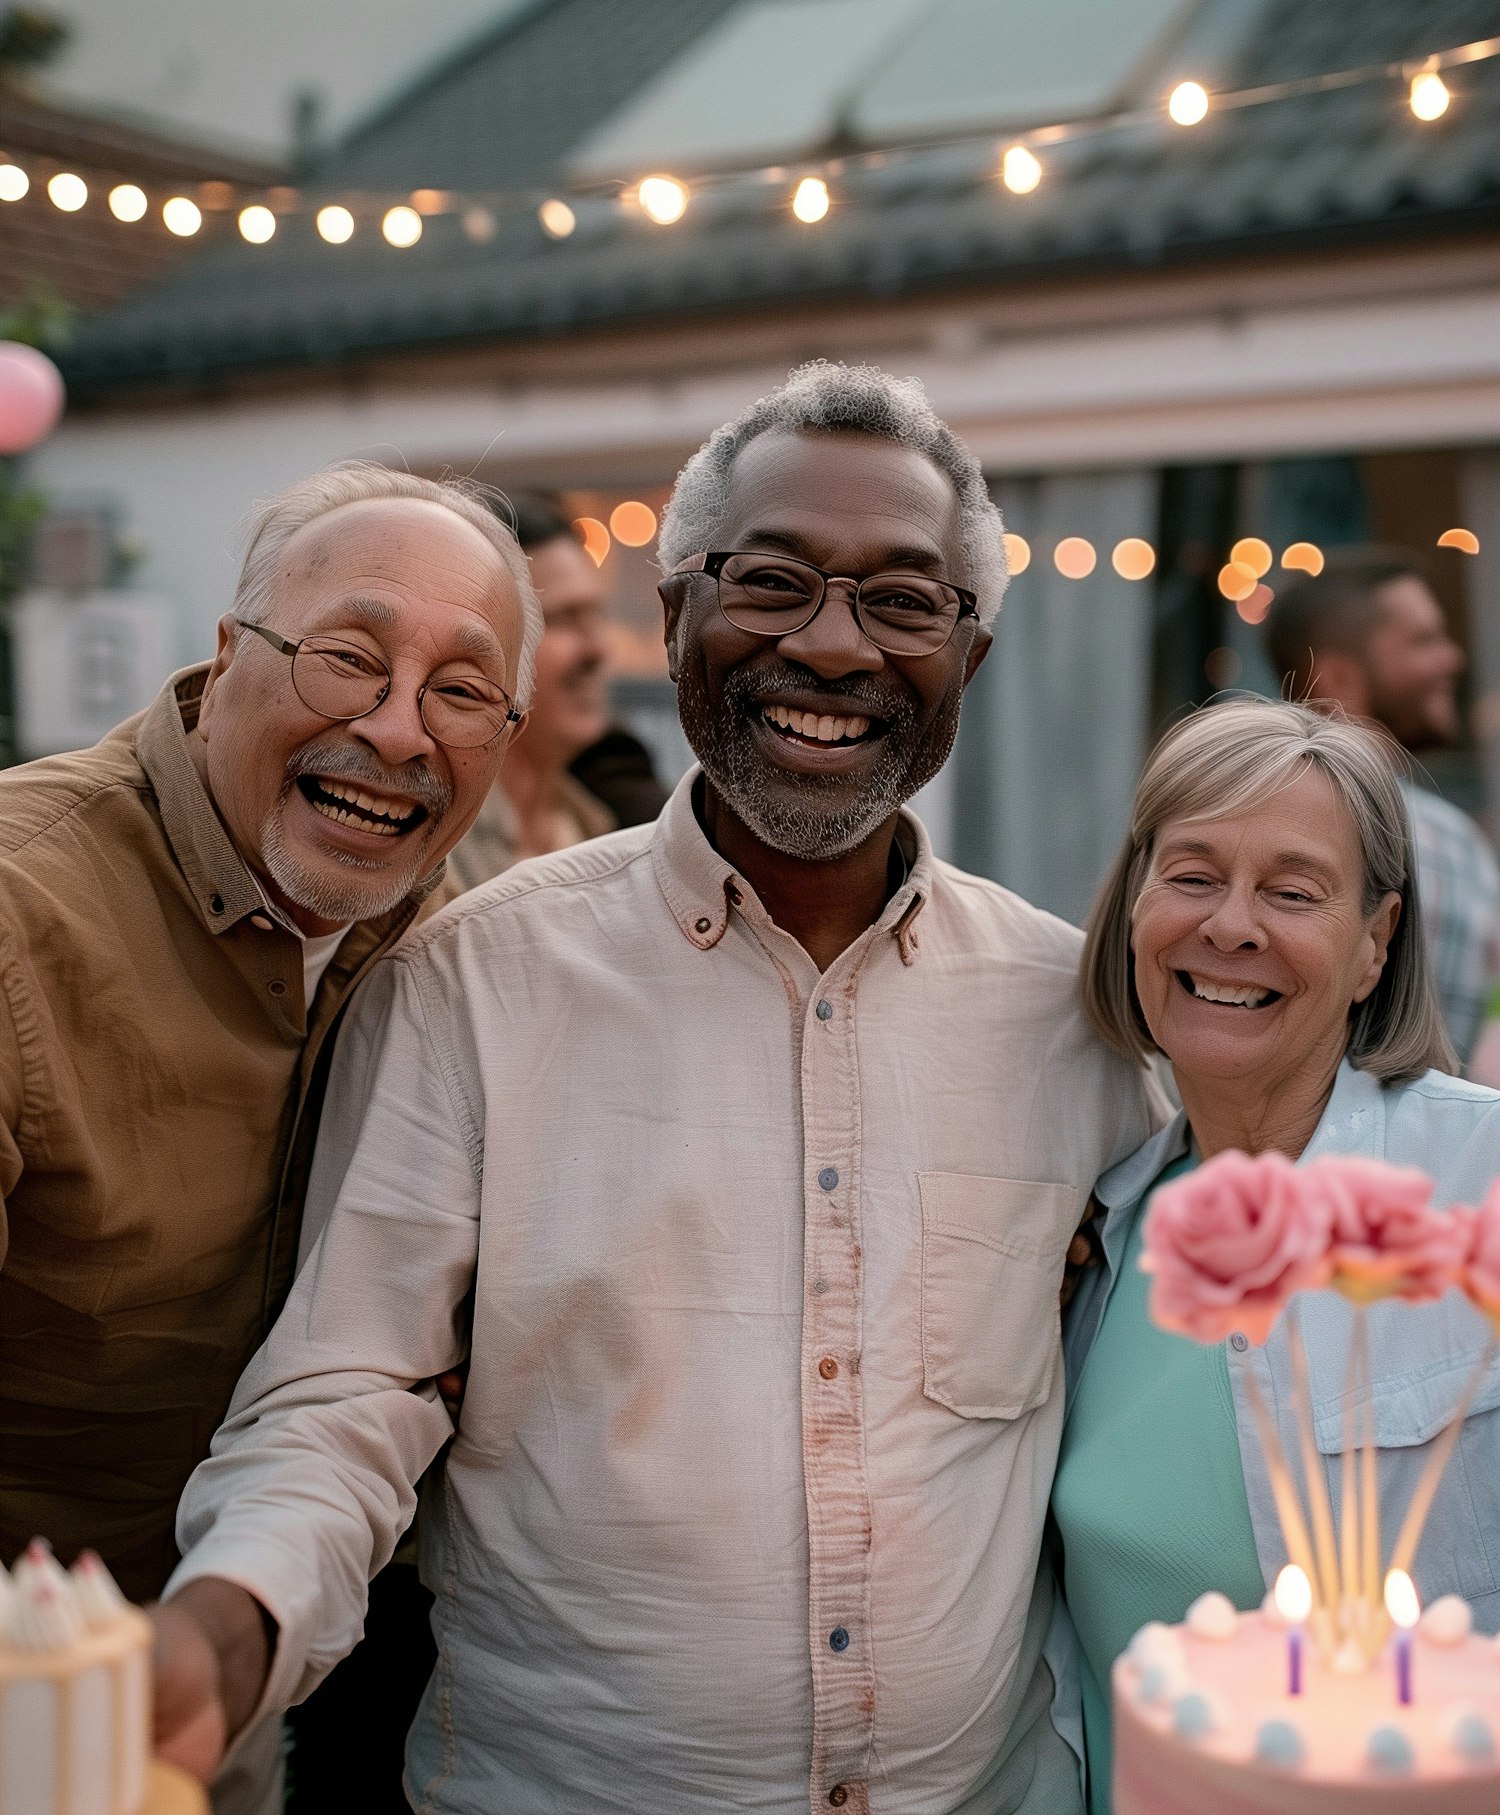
719,429,963,571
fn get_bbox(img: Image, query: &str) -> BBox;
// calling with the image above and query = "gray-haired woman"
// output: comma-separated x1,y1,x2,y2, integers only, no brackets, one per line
1048,697,1500,1814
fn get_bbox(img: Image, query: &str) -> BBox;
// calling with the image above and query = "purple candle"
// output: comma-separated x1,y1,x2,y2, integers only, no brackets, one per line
1274,1565,1312,1698
1385,1570,1420,1707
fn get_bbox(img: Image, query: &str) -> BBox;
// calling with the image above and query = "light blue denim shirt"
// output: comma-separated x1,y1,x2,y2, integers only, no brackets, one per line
1047,1059,1500,1784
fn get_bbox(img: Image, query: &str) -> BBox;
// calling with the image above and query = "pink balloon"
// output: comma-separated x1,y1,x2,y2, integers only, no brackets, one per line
0,341,64,454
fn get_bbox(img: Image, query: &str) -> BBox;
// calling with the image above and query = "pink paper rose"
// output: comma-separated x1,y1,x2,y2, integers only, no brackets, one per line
1458,1182,1500,1326
1306,1155,1465,1305
1141,1149,1334,1345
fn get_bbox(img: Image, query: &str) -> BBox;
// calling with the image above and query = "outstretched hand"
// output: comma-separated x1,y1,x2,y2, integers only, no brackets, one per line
149,1599,228,1783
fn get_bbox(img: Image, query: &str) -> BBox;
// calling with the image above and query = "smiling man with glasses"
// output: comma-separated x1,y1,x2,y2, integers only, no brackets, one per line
157,365,1160,1815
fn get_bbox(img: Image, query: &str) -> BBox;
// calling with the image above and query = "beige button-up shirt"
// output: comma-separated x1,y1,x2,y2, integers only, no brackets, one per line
173,772,1158,1814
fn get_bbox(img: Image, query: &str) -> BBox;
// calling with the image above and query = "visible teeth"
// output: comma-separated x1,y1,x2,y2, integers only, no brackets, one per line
313,778,416,825
764,705,872,743
308,794,403,835
1190,977,1271,1007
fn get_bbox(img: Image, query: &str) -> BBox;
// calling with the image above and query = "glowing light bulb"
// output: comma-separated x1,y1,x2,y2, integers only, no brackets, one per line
573,517,611,568
108,184,147,223
1280,541,1324,576
1229,536,1272,577
1001,145,1042,195
792,176,829,224
1112,538,1156,581
382,205,422,247
316,205,355,244
1054,537,1097,579
47,172,87,212
637,175,688,225
162,196,202,236
1217,561,1258,602
0,163,28,202
608,501,657,547
1438,527,1480,554
1002,532,1031,576
539,198,576,238
1410,71,1451,122
238,205,276,244
1168,81,1210,126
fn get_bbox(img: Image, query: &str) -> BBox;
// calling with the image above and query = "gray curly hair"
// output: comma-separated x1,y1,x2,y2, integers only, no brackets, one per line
231,459,545,708
657,362,1009,622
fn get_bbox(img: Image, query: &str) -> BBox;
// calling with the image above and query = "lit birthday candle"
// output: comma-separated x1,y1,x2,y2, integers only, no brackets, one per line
1275,1564,1312,1696
1385,1569,1420,1705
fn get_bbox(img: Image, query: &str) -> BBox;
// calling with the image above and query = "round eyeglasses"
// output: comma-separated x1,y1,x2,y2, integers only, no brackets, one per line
234,618,522,749
673,550,979,657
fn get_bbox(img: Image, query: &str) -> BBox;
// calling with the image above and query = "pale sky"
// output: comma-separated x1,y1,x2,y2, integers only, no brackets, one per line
40,0,533,161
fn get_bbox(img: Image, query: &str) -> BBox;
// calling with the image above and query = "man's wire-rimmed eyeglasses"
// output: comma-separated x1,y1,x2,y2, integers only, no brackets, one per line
234,617,522,749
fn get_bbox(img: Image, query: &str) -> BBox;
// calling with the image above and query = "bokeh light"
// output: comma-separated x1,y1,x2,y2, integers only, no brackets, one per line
1229,536,1272,577
1002,532,1031,576
163,196,202,236
0,163,29,202
1280,541,1324,575
382,205,423,247
1167,81,1209,126
792,177,830,223
1205,646,1242,688
1438,527,1480,554
1054,537,1097,579
539,198,576,238
609,501,657,547
238,205,276,244
1001,145,1042,195
108,184,147,223
1217,561,1258,601
316,205,355,244
462,206,497,243
1236,583,1275,625
1410,72,1451,121
574,517,611,567
410,188,450,215
1111,537,1156,580
47,172,87,212
637,176,689,225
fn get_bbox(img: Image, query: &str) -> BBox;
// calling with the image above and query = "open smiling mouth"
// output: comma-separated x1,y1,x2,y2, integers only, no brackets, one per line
1175,971,1283,1010
760,703,882,750
296,775,427,837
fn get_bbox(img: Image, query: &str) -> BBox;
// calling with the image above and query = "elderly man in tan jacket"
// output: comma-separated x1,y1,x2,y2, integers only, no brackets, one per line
0,461,537,1788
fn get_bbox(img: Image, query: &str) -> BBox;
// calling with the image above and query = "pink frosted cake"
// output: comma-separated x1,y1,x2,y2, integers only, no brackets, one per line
1113,1592,1500,1814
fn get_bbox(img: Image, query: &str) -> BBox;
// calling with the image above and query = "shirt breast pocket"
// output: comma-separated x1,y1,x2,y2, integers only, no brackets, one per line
918,1172,1082,1420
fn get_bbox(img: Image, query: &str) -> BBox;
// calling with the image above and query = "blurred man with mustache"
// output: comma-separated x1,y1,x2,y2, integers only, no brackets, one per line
0,460,538,1801
155,366,1158,1814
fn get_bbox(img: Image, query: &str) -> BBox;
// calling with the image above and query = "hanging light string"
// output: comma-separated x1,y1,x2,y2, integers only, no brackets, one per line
0,33,1492,243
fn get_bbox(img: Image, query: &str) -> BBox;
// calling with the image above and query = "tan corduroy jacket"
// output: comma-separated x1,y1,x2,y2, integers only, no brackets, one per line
0,665,440,1598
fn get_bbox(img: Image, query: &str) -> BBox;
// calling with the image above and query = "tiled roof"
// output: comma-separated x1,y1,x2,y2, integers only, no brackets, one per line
58,0,1500,396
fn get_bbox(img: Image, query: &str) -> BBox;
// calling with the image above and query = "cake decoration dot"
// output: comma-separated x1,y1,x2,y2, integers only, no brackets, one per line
1367,1725,1415,1774
1253,1718,1305,1769
1445,1708,1496,1763
1185,1591,1237,1640
1136,1661,1188,1706
1421,1594,1474,1646
1172,1692,1218,1741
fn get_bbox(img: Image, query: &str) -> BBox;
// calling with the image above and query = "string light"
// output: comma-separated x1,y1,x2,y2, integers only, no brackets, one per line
1217,561,1257,601
1438,527,1480,553
1229,536,1272,576
316,205,355,244
637,175,689,225
1054,536,1097,579
1280,541,1324,574
107,183,147,223
1237,583,1275,624
0,162,27,202
382,205,423,247
1167,81,1210,126
1000,144,1042,194
1410,70,1451,120
162,196,202,236
47,172,87,212
462,206,497,242
609,501,657,546
410,188,451,215
573,517,611,566
792,176,830,223
1111,537,1156,580
238,204,276,244
1002,532,1031,575
539,198,576,238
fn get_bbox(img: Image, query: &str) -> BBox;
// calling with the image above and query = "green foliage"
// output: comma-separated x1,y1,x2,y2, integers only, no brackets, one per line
0,8,69,82
0,459,44,602
0,287,73,354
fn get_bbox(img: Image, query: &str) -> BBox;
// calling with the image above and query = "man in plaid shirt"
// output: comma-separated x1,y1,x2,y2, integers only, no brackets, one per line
1266,548,1500,1065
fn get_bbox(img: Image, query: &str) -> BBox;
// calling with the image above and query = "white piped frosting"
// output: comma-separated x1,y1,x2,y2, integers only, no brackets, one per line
1185,1591,1237,1640
6,1540,86,1651
1129,1621,1187,1670
1421,1594,1474,1647
69,1548,130,1631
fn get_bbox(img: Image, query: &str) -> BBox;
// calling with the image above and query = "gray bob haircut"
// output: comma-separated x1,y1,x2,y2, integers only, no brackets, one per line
1082,697,1456,1085
230,460,545,709
657,361,1009,622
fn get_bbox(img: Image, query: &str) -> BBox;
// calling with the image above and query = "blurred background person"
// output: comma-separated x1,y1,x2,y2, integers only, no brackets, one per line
1264,549,1500,1068
446,498,666,891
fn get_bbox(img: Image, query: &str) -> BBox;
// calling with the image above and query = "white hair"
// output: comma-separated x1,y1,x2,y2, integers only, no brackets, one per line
657,361,1009,622
231,459,544,707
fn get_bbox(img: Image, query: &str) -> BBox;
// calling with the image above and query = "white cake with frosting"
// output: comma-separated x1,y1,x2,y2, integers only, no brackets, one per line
0,1541,203,1815
1113,1589,1500,1814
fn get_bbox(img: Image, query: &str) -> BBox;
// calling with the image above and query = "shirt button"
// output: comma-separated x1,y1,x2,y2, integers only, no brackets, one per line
812,1278,829,1295
249,912,274,932
829,1626,850,1652
815,999,833,1021
267,979,287,997
1229,1331,1249,1353
818,1167,839,1192
694,917,712,935
828,1786,849,1807
818,1356,839,1380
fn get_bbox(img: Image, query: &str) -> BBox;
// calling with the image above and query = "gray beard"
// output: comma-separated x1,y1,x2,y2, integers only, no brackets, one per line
677,654,961,860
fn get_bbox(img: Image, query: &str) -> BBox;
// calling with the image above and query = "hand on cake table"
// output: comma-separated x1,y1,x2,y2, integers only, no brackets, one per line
148,1578,275,1783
